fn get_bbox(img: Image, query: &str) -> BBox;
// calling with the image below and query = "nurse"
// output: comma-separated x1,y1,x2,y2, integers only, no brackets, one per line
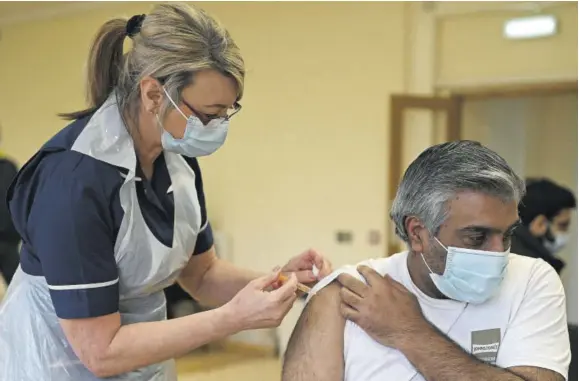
0,3,331,380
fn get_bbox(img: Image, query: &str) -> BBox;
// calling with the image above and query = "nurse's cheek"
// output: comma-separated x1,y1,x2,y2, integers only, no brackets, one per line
160,110,187,139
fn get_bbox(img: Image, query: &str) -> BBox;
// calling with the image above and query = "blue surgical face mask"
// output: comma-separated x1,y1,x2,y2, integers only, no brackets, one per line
544,232,569,254
420,238,510,304
159,88,229,157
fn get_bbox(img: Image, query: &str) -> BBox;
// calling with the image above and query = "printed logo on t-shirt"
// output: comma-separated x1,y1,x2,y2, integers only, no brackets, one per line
471,329,501,365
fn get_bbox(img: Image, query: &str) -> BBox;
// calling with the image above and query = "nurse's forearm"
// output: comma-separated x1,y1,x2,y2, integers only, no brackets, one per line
61,307,241,378
184,257,262,307
106,308,240,376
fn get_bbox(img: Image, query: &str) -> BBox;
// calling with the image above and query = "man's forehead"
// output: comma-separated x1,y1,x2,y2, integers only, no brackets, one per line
445,191,519,230
554,208,572,222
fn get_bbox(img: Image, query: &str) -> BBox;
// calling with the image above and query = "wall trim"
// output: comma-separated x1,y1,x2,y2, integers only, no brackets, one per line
436,73,578,92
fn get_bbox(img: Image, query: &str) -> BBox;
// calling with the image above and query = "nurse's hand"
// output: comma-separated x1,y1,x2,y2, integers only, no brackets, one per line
224,270,298,330
281,248,333,286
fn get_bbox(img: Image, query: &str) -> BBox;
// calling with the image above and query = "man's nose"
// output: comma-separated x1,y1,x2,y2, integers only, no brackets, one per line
487,235,508,252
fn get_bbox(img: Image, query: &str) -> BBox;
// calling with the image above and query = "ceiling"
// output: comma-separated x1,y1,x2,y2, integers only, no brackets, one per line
0,1,568,26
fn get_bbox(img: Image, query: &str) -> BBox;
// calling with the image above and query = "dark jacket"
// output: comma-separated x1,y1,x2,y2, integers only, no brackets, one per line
0,157,19,245
511,225,565,274
0,157,20,284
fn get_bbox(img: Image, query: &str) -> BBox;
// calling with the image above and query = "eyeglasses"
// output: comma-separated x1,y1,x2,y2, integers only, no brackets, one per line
181,99,242,125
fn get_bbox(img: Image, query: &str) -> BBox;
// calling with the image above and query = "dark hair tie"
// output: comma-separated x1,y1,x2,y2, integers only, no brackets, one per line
126,14,146,38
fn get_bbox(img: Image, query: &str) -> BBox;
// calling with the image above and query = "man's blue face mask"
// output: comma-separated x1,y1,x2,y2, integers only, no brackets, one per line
421,238,510,305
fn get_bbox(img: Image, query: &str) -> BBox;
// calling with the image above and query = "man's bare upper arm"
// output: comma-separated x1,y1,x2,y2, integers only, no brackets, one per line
509,366,565,381
282,282,346,381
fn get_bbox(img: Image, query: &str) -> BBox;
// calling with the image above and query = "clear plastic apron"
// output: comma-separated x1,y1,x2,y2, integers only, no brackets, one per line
0,95,202,380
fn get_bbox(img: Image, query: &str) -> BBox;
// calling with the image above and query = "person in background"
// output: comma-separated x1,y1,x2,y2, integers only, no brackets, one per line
513,178,578,381
0,128,20,286
512,178,576,274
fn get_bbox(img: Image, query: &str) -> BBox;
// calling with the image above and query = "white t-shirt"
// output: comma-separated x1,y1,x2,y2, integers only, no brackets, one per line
306,252,570,381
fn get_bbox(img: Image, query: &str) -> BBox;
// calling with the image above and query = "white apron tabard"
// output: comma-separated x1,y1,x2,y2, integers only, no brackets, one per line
0,94,202,380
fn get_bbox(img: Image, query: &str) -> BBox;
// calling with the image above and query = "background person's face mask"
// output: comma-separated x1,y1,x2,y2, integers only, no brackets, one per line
421,238,509,304
544,231,569,254
159,88,229,157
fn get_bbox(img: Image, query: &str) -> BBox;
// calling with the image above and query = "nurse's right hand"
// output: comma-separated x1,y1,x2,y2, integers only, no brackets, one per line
224,270,298,330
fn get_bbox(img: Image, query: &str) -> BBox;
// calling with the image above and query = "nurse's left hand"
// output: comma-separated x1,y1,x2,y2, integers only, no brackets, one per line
280,248,333,286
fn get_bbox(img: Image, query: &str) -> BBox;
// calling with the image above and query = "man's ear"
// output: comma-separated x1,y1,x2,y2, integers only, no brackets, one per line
139,76,163,114
529,214,549,237
406,216,427,253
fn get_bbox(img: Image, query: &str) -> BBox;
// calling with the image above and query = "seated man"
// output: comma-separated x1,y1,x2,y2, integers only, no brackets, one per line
512,178,576,274
283,141,570,381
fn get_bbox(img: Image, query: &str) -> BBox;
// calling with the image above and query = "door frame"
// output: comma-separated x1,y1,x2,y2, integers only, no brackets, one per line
440,80,578,100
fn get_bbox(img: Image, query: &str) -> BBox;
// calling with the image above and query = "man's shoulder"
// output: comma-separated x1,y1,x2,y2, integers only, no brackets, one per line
358,252,408,278
305,252,408,304
506,253,558,283
502,253,563,299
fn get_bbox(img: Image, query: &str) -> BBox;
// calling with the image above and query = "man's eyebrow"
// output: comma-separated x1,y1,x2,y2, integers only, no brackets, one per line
459,220,522,234
459,226,493,234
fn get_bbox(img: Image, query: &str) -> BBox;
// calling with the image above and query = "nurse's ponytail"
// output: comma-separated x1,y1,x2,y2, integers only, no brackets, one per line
60,3,245,125
59,18,127,120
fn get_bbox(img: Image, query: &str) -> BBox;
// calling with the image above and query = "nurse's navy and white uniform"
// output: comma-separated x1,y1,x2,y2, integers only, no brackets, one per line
0,94,214,380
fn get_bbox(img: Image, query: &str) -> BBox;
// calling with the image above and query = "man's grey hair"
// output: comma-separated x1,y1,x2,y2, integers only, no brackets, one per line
390,140,525,243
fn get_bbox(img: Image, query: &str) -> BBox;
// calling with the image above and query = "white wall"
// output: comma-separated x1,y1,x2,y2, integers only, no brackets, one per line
462,93,578,323
462,98,529,175
436,2,577,86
